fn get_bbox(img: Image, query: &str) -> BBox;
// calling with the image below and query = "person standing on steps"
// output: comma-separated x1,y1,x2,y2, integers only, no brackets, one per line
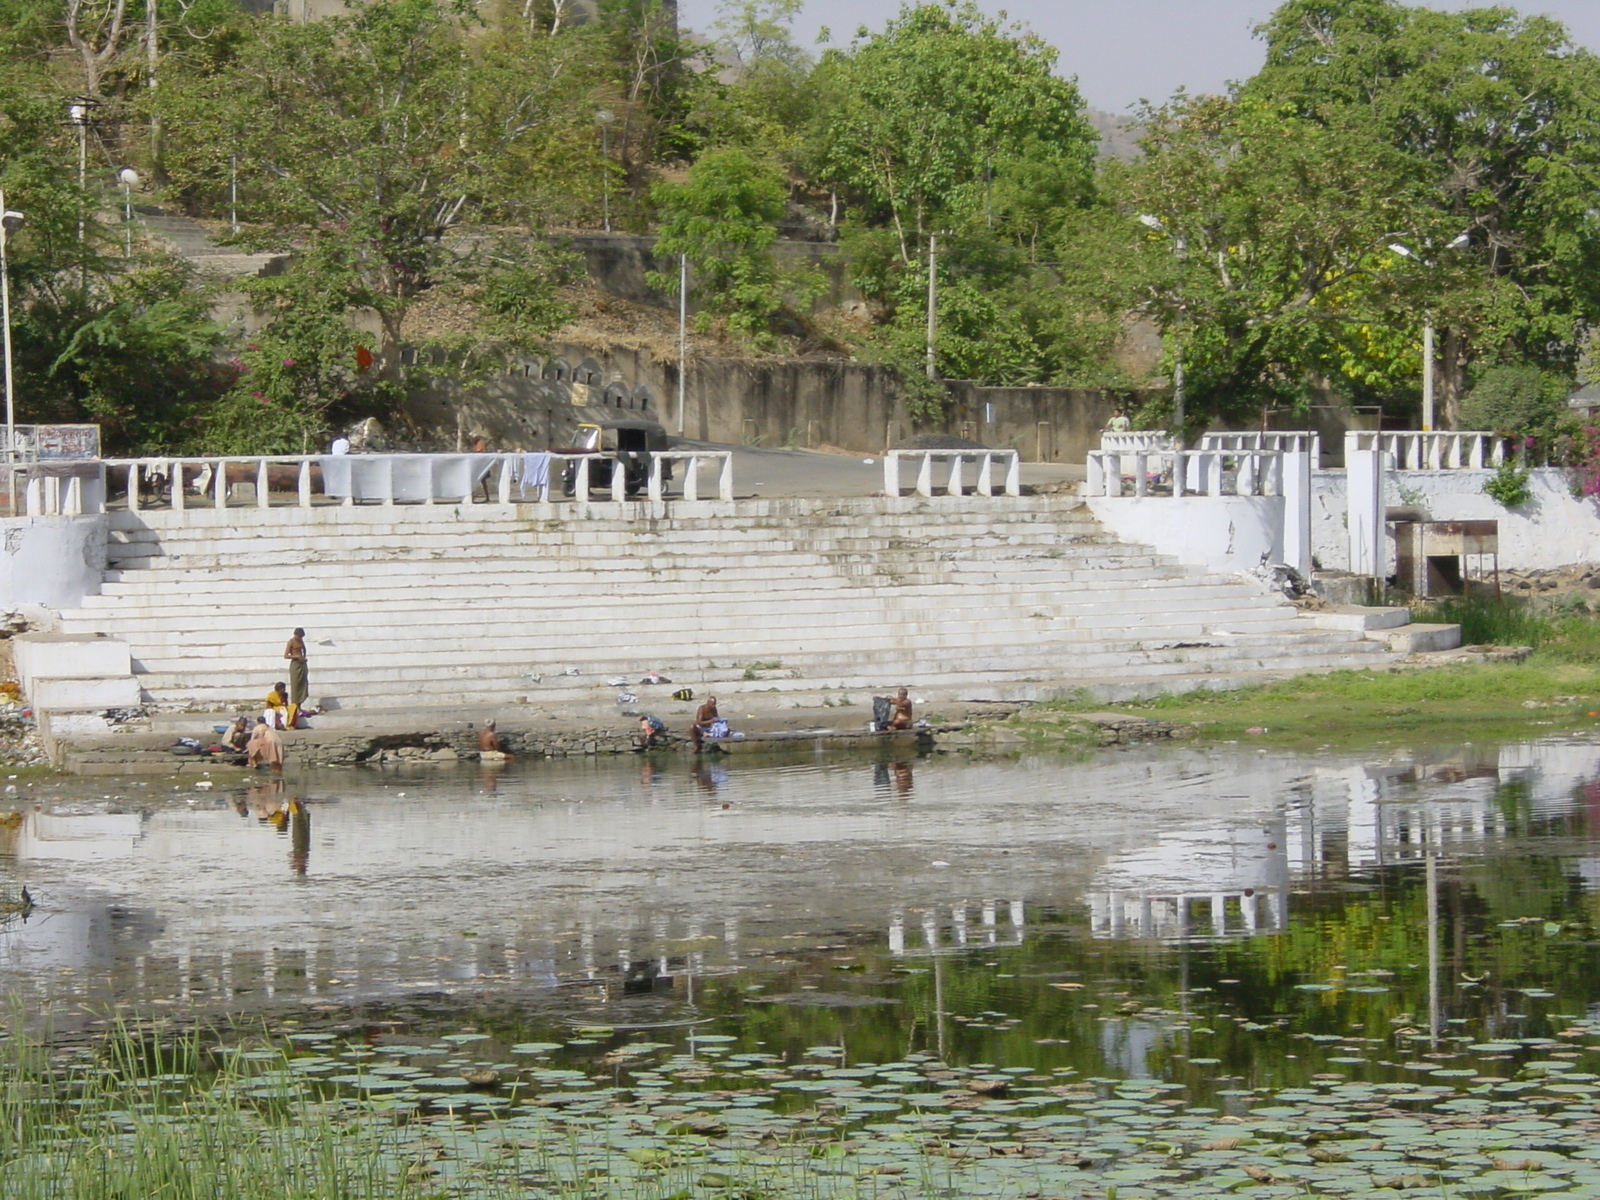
285,628,309,711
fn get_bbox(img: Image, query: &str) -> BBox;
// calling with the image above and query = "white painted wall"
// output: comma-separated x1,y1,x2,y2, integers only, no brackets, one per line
0,516,107,610
1312,467,1600,573
1085,494,1283,574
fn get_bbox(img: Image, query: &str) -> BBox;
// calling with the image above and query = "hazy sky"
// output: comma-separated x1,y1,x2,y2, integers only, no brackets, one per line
675,0,1600,113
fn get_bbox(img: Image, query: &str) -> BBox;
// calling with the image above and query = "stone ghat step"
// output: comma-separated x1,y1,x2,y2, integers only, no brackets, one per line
69,578,1293,626
104,516,1108,548
95,604,1319,658
87,566,1194,607
106,495,1095,528
79,564,1258,605
128,645,1395,710
69,601,1309,646
117,615,1344,675
96,550,1177,592
128,633,1387,695
101,535,1136,574
103,519,1111,556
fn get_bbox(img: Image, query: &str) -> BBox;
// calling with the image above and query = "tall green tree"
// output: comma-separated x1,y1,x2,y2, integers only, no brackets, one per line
811,0,1094,263
155,0,575,450
647,147,820,347
1245,0,1600,425
1097,93,1425,429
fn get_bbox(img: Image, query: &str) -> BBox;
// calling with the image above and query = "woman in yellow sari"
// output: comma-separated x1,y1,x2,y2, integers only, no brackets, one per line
264,681,297,729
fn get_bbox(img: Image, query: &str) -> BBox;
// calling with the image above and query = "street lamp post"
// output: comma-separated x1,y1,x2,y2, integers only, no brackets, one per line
118,167,139,257
1139,214,1188,448
1387,234,1469,432
1,195,25,512
596,110,616,234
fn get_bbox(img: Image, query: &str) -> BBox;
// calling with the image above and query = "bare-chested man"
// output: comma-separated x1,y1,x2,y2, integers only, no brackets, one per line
477,720,503,753
885,688,913,730
690,696,720,752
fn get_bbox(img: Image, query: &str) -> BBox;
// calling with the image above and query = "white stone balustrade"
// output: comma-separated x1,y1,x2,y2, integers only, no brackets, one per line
14,464,105,516
97,450,737,513
882,449,1021,498
1356,430,1505,470
1085,449,1286,498
1199,430,1322,466
647,450,734,502
1099,430,1172,454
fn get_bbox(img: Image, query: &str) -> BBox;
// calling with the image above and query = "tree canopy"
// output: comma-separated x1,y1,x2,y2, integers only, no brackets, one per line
2,0,1600,453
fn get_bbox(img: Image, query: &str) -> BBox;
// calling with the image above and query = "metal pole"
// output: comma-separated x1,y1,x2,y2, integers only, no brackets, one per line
601,125,611,234
677,253,687,436
77,121,86,247
1172,344,1186,452
925,233,937,381
1,191,16,515
1422,316,1435,432
230,153,238,236
1426,840,1441,1046
123,181,132,257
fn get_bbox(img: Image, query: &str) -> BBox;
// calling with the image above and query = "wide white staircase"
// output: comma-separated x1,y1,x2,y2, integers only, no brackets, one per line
55,496,1399,714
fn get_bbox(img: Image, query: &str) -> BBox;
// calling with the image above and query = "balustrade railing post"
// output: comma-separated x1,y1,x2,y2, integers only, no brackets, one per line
171,460,185,511
497,455,513,504
1003,450,1020,497
1133,452,1148,497
1468,436,1484,470
127,463,140,512
574,455,591,503
1086,453,1104,497
977,453,994,497
915,454,934,497
610,456,626,502
679,455,697,502
1236,452,1257,495
946,453,965,496
298,460,313,508
883,452,900,497
718,452,733,501
256,460,270,508
213,459,227,508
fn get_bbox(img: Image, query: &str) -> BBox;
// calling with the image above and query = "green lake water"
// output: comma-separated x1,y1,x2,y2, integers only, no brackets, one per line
5,736,1600,1197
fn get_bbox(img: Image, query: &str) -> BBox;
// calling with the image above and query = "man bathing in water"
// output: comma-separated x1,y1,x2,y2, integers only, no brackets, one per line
690,696,720,752
886,688,913,730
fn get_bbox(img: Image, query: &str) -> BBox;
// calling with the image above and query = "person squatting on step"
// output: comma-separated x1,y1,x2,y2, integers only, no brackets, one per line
886,688,913,730
636,714,669,749
246,716,284,771
285,628,309,708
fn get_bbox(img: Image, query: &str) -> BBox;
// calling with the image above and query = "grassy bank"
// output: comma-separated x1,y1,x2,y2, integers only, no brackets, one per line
1019,597,1600,748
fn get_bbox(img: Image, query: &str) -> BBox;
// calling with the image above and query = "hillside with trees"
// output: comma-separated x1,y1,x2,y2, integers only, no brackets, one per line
2,0,1600,455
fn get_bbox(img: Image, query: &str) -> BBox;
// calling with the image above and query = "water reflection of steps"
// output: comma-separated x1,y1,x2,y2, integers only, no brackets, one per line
57,496,1399,710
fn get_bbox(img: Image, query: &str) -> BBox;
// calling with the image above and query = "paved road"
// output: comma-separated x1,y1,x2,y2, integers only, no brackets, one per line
673,440,1082,499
